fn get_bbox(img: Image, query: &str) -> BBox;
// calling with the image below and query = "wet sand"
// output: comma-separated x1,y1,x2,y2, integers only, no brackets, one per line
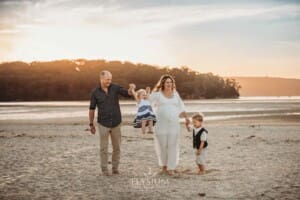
0,116,299,199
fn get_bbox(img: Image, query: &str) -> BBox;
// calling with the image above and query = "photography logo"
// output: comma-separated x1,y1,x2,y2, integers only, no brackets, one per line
130,167,169,191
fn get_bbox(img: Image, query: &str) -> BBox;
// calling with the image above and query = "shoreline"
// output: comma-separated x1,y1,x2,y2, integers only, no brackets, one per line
1,95,300,103
1,113,299,125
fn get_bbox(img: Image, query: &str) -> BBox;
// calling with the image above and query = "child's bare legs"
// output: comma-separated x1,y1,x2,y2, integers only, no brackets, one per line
148,120,154,133
198,164,205,174
141,120,147,134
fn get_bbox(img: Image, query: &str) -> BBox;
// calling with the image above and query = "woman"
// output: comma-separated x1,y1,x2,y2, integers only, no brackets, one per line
149,74,190,175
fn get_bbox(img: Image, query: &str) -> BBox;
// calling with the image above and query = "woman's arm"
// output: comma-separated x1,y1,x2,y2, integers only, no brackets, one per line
148,91,159,104
176,91,190,126
180,111,191,129
179,111,188,118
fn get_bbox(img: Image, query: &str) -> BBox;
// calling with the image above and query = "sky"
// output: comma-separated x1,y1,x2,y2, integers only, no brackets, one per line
0,0,299,78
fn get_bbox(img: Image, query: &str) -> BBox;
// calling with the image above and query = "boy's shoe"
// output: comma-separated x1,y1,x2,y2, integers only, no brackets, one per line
197,171,205,175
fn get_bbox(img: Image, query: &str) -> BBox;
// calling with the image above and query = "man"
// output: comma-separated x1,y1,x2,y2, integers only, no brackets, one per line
89,70,135,176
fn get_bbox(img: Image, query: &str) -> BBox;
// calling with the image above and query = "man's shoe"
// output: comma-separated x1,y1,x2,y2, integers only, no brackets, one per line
112,169,120,174
102,171,110,176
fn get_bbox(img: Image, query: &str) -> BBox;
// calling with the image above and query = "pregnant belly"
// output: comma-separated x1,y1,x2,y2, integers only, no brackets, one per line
157,105,179,121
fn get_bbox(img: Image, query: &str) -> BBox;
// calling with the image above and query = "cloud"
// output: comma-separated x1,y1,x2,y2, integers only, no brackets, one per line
1,0,300,35
113,4,300,32
0,0,299,78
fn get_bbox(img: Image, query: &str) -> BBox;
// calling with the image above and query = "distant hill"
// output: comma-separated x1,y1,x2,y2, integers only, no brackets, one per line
229,77,300,96
0,59,240,101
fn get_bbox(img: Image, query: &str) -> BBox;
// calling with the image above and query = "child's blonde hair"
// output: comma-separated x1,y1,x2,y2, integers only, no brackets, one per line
136,89,146,99
192,112,204,122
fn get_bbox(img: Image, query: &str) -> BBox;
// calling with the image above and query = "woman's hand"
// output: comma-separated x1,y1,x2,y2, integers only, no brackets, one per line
185,117,191,131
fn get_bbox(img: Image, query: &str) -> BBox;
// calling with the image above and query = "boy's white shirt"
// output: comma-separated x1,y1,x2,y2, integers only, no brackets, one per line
190,125,207,141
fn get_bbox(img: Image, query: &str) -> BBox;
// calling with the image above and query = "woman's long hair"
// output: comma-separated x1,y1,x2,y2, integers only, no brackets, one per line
152,74,176,92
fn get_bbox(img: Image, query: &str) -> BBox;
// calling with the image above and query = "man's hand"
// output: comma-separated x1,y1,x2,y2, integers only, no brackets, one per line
128,83,136,96
90,125,96,134
89,110,96,134
129,83,136,90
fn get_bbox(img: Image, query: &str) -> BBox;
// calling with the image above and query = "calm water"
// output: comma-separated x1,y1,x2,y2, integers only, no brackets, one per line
1,96,300,121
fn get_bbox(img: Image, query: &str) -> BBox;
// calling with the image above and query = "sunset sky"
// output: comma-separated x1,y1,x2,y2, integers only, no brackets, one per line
0,0,299,78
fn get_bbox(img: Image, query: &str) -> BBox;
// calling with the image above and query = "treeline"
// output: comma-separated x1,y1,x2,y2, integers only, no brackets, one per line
0,59,240,101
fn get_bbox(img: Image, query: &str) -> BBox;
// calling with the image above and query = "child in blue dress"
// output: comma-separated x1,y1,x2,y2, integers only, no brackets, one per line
131,87,156,134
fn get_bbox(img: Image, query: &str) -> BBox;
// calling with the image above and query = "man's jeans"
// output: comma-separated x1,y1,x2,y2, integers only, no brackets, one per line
97,123,121,172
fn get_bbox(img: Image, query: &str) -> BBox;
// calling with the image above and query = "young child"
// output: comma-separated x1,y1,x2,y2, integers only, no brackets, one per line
188,113,208,174
131,87,156,134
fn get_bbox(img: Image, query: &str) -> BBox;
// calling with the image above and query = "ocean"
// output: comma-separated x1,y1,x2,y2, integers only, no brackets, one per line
1,96,300,121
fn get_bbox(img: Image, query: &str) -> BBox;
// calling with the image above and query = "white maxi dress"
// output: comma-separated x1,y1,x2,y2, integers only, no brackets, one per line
149,91,186,170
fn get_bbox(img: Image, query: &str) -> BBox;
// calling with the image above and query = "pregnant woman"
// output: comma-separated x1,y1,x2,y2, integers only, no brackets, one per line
149,74,190,175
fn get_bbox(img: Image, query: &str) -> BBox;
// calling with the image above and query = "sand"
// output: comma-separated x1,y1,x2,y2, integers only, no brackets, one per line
0,116,300,199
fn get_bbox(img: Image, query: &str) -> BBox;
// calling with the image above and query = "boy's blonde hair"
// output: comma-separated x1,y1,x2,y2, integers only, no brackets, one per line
136,89,146,98
192,112,204,122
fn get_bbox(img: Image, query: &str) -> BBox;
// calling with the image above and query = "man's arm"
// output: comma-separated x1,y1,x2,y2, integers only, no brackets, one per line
89,90,97,135
118,83,136,97
89,109,96,134
128,83,136,96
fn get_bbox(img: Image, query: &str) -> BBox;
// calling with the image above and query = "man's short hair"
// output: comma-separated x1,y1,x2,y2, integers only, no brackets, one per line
100,70,112,78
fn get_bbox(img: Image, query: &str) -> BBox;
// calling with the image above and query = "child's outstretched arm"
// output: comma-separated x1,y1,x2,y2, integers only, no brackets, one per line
145,87,151,99
130,88,139,102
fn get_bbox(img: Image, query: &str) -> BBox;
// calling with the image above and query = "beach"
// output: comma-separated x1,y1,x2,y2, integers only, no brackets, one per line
0,99,300,199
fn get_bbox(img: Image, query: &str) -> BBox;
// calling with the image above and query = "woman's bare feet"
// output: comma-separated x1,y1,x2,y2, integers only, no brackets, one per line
162,166,167,173
168,170,175,176
157,166,168,175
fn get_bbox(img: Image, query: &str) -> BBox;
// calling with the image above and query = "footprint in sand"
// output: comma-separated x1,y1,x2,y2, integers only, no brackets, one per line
183,168,220,175
205,169,220,174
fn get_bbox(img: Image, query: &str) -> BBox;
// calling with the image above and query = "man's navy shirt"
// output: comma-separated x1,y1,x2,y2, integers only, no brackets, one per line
89,83,131,128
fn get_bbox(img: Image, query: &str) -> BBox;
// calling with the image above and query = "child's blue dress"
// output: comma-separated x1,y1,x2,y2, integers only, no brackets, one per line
133,99,157,128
